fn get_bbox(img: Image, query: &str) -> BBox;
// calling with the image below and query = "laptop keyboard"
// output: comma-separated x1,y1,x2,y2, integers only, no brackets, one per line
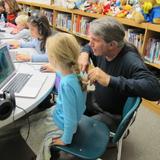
3,73,32,93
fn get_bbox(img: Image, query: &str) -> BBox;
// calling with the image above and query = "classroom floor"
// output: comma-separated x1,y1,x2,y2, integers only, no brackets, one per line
102,105,160,160
0,105,160,160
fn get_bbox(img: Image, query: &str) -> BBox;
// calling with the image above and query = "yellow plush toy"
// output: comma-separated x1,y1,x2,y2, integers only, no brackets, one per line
131,0,160,24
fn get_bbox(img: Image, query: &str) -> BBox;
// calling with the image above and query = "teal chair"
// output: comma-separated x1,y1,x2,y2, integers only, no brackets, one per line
110,97,142,160
50,97,141,160
50,115,110,160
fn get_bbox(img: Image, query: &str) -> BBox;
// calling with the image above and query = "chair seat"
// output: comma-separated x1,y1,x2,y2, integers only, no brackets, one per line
54,115,110,160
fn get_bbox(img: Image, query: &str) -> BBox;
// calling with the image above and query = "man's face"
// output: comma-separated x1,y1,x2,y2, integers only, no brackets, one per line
88,32,111,56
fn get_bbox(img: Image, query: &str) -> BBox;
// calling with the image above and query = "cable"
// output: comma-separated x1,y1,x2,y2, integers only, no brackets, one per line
14,105,30,141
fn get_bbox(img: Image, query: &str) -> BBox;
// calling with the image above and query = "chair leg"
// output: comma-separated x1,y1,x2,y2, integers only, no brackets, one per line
117,139,123,160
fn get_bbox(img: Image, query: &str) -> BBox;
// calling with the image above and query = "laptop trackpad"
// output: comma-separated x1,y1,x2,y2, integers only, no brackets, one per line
15,74,48,98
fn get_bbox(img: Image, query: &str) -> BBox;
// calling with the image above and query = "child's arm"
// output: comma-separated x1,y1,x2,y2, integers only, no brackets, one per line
6,22,17,28
60,85,79,144
32,54,48,62
20,38,36,48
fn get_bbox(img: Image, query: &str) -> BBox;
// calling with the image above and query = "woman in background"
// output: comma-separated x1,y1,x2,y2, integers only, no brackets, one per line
0,1,7,22
3,0,20,24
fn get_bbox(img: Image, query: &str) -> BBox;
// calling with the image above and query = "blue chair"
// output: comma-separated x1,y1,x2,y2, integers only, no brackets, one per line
50,97,141,160
50,115,110,160
110,97,142,160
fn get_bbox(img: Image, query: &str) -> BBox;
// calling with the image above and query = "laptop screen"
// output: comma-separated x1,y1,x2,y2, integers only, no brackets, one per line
0,45,15,88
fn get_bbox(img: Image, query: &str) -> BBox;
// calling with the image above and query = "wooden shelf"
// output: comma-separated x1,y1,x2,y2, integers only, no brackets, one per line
55,26,72,34
53,6,73,13
39,4,53,10
142,99,160,115
147,23,160,32
115,17,147,29
73,10,102,19
145,61,160,69
18,1,53,9
17,1,159,29
73,32,89,40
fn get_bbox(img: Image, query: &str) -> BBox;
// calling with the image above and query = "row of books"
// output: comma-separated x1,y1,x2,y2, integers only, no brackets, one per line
125,29,144,53
56,13,72,31
41,9,53,25
72,15,92,36
145,38,160,64
19,5,53,25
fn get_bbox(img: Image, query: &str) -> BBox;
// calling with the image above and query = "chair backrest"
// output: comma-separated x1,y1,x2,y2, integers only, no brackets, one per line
112,97,141,143
55,115,110,159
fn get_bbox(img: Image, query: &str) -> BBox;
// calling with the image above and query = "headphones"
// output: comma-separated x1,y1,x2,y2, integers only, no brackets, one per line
0,91,16,120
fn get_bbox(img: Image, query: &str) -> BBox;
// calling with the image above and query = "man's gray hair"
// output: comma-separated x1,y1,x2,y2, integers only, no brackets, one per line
90,16,125,47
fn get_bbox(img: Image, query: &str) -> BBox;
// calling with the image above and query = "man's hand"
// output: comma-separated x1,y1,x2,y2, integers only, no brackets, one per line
88,67,110,86
78,52,89,72
16,54,31,62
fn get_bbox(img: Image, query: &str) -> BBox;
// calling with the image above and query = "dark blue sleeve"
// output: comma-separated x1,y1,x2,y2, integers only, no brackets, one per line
81,43,97,66
109,54,160,101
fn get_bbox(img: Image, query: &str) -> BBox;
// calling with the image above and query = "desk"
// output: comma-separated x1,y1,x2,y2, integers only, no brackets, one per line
0,62,55,128
0,27,14,39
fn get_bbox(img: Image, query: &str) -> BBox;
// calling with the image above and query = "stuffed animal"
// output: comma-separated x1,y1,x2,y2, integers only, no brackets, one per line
64,0,86,9
131,0,160,24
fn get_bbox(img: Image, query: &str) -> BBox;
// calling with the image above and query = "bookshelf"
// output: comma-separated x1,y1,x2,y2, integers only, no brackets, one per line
17,0,160,112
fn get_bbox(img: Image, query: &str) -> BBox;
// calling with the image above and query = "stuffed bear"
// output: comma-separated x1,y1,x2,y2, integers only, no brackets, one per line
131,0,160,24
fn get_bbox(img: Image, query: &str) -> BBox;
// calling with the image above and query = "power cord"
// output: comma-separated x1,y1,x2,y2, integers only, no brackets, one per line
14,105,31,141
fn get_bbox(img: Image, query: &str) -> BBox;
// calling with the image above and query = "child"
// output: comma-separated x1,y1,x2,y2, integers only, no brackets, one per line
20,33,87,160
10,14,30,40
9,14,52,62
4,0,20,25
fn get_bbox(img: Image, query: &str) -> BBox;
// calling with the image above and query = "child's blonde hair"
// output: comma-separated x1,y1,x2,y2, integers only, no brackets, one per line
46,32,86,91
15,14,28,26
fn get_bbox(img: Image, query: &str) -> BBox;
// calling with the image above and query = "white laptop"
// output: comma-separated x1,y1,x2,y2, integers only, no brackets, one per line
0,44,48,98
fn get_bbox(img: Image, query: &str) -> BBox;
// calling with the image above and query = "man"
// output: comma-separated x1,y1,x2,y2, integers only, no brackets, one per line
78,16,160,131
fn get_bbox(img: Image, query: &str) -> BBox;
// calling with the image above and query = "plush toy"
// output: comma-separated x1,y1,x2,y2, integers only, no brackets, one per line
74,0,86,9
66,0,76,9
131,0,160,24
81,0,103,13
64,0,86,9
102,0,111,15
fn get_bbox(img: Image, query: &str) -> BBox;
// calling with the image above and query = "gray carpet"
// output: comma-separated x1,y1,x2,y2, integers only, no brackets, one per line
0,132,35,160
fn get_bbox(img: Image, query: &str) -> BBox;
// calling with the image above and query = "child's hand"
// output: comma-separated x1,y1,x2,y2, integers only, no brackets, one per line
40,63,55,73
11,29,18,34
52,137,66,146
8,40,20,49
16,54,31,62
